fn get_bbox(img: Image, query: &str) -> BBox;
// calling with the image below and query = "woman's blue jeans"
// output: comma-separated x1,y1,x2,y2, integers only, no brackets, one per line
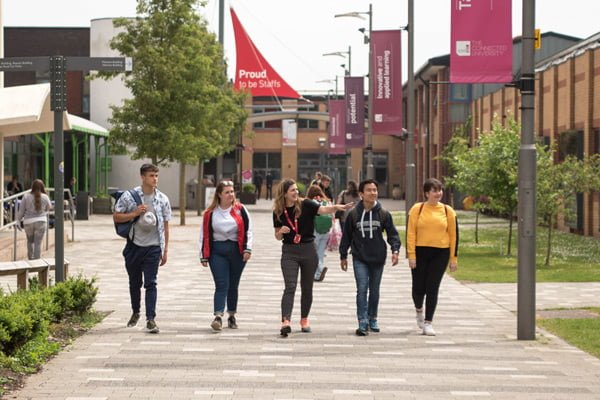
313,231,330,280
352,258,384,323
209,241,246,315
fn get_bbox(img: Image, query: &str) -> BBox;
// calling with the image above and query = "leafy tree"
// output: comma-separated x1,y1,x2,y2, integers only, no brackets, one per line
537,151,600,265
440,118,487,243
105,0,247,224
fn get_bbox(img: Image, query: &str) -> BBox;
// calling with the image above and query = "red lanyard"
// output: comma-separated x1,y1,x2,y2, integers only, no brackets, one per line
283,208,299,233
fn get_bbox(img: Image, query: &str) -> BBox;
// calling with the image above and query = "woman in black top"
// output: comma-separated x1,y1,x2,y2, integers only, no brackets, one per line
273,179,353,336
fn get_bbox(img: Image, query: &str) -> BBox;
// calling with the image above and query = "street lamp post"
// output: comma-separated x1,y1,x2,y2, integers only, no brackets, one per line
323,46,352,76
335,4,375,180
405,0,416,211
316,78,339,97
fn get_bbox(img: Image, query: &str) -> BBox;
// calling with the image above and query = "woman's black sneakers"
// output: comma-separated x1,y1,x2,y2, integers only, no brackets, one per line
227,315,238,329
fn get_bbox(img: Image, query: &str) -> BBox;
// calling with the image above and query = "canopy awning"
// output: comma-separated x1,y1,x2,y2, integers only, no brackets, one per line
0,83,109,137
67,114,109,137
0,83,70,137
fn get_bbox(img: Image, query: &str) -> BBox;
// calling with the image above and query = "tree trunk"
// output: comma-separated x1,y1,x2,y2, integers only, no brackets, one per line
475,210,479,244
507,212,513,256
545,214,553,266
179,162,186,226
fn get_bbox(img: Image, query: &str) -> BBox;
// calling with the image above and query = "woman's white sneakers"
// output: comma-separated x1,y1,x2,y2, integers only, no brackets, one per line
422,322,436,336
415,309,425,329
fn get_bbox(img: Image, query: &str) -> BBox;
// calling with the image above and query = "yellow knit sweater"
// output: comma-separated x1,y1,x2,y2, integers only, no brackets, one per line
406,202,458,263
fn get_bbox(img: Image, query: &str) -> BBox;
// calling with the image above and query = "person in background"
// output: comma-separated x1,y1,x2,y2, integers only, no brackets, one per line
114,164,171,334
6,176,24,195
253,173,263,200
339,179,400,336
309,171,322,187
265,172,274,200
199,180,252,332
336,180,360,234
273,179,353,336
306,185,333,282
15,179,52,260
406,178,459,336
318,175,334,202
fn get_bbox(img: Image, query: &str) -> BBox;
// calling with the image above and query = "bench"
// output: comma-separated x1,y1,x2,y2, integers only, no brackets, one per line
0,258,70,290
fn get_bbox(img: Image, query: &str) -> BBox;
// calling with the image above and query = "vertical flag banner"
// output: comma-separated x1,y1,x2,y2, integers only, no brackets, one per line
282,119,297,147
230,8,300,98
450,0,512,83
344,76,365,148
328,100,346,155
371,30,403,135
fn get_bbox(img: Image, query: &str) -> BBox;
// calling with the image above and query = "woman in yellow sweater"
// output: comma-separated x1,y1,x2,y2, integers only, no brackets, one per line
407,178,459,336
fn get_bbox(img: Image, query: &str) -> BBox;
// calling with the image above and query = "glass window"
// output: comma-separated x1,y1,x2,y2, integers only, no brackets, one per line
449,103,470,123
298,104,319,129
252,152,282,181
253,107,282,129
450,84,471,102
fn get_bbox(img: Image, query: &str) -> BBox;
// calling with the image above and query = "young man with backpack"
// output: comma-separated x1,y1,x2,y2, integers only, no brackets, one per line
113,164,172,333
339,179,401,336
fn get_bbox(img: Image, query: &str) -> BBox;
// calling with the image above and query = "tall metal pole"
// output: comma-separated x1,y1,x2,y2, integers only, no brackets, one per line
366,3,375,180
0,0,5,227
348,45,352,76
405,0,416,211
216,0,225,182
51,56,66,282
518,0,536,340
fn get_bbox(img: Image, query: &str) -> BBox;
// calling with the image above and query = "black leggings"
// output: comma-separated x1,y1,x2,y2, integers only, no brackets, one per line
411,246,450,322
280,242,318,321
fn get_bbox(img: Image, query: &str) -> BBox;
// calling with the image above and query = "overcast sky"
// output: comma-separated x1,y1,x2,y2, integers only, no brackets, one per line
3,1,600,94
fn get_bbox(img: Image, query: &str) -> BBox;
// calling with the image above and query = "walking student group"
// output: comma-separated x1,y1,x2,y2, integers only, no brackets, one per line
113,165,459,337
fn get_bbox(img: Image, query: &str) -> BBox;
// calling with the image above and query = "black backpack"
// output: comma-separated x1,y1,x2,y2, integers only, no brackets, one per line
111,189,142,239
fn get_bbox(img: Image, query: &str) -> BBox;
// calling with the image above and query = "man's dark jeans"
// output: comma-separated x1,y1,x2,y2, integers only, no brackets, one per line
123,242,161,320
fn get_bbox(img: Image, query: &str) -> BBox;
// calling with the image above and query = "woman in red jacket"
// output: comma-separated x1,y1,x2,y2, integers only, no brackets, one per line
199,181,252,331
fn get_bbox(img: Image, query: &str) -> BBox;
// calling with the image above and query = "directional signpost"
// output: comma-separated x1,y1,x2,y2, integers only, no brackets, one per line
0,55,132,283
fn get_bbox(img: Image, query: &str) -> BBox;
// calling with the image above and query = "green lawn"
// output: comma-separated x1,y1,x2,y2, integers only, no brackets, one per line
391,210,600,283
538,308,600,358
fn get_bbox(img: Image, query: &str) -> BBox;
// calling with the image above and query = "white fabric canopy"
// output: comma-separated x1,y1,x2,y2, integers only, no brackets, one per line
0,83,70,137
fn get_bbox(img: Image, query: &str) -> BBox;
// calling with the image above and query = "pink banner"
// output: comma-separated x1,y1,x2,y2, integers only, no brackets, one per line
328,100,346,155
344,76,365,148
371,30,403,135
450,0,512,83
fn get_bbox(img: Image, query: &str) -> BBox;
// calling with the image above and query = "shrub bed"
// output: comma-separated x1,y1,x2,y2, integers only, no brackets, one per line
0,275,100,391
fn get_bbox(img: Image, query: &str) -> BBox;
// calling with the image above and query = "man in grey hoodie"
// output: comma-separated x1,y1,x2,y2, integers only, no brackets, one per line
340,179,401,336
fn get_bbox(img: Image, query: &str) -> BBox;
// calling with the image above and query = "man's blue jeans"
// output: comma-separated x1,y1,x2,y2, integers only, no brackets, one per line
209,241,246,315
352,258,384,323
123,242,161,320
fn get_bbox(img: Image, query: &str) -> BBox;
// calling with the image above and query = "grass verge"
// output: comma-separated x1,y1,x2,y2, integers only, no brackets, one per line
537,307,600,359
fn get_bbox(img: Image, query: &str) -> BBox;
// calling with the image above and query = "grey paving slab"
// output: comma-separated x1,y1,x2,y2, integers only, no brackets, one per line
3,199,600,400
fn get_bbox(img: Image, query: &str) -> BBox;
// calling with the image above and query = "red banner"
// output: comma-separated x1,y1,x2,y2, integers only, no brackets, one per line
328,100,346,155
450,0,512,83
230,8,300,98
344,77,365,148
371,30,402,135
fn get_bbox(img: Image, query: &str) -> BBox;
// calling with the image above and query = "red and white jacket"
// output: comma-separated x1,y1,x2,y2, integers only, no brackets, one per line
199,203,252,262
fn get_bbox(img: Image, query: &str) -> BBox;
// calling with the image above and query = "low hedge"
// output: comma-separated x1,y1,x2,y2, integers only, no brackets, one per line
0,276,98,357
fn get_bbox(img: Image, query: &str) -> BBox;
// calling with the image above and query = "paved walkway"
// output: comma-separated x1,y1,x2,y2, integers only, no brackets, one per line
6,199,600,399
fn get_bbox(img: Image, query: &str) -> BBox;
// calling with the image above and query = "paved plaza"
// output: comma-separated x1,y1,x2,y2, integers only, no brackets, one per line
4,199,600,399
